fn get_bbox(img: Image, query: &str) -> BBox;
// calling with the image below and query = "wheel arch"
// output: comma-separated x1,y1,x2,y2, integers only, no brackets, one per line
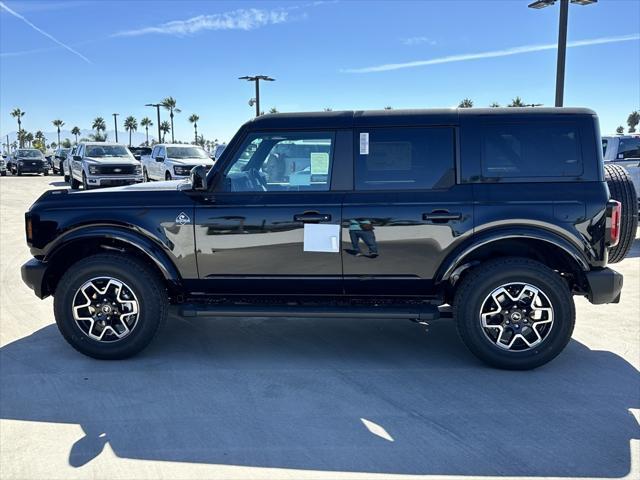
42,226,183,298
438,227,591,290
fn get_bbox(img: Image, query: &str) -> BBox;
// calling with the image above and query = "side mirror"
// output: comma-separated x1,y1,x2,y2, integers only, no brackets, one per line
155,156,165,162
190,165,208,191
73,155,82,161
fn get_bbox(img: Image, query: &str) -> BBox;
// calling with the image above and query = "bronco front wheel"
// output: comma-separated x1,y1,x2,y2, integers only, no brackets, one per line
54,253,167,359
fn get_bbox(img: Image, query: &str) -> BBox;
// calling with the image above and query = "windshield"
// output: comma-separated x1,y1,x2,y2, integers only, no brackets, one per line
85,145,131,158
17,150,43,158
166,146,209,159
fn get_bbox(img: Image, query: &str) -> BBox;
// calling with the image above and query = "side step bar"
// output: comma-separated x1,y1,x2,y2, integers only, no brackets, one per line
179,304,440,321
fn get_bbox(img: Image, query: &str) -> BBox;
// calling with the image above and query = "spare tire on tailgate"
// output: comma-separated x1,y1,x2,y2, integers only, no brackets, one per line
604,163,638,263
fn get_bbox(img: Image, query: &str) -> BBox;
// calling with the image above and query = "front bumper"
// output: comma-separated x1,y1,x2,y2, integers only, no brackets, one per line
21,258,48,299
585,267,623,304
85,175,143,188
17,162,47,173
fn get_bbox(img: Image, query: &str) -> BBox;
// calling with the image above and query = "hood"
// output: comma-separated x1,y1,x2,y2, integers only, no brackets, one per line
84,157,139,165
74,179,190,193
169,157,214,166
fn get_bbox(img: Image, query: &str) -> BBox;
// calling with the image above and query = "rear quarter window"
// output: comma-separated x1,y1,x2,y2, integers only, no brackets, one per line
481,123,583,180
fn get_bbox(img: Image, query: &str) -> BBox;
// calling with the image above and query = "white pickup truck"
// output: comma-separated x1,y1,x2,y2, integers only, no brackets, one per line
141,144,214,181
603,135,640,211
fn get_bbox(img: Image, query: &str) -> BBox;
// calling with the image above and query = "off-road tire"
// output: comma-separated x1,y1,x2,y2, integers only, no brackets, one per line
453,257,575,370
604,164,638,263
54,253,168,359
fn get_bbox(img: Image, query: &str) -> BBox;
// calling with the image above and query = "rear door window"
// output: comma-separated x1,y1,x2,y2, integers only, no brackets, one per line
355,127,455,190
481,123,582,179
616,138,640,159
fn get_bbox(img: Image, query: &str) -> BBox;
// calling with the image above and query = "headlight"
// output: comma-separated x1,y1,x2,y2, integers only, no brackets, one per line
174,165,191,176
134,164,142,174
88,165,99,174
18,160,24,165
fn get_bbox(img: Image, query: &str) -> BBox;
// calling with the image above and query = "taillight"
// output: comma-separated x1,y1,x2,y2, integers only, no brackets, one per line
608,200,621,247
25,214,33,244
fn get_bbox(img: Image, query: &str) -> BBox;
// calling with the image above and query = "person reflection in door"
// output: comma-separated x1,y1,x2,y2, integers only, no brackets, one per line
348,218,378,258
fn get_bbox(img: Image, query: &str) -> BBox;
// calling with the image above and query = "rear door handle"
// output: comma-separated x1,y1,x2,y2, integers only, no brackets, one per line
422,211,462,222
294,212,332,223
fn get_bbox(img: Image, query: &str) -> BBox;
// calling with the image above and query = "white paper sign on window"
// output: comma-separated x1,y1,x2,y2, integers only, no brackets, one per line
359,132,369,155
310,152,329,175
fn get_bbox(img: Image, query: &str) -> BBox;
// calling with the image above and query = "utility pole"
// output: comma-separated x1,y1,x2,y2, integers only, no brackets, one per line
238,75,275,117
528,0,597,107
112,113,120,143
145,103,162,144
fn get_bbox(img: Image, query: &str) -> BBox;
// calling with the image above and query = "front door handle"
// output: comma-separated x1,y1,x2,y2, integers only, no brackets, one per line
294,212,332,223
423,211,462,222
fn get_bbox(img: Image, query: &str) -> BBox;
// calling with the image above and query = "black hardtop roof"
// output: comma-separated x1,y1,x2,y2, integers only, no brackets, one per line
246,107,596,130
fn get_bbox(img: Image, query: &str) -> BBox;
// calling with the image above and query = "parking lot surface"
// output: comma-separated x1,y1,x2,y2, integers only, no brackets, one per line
1,175,638,480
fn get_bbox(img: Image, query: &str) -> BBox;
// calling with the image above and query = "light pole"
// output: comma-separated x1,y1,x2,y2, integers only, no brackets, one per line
144,103,162,144
528,0,597,107
112,113,119,143
239,75,275,117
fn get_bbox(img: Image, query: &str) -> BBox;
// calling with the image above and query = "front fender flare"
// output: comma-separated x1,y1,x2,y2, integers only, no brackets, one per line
44,225,182,283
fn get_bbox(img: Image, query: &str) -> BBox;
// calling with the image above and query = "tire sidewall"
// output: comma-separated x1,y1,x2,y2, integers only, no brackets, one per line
54,257,164,359
457,263,575,369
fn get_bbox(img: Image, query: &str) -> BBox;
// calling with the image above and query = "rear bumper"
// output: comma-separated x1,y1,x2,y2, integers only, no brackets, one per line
21,258,48,299
585,267,623,304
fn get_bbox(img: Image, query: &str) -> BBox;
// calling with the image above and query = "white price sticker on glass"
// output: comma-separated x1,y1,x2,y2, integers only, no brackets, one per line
359,132,369,155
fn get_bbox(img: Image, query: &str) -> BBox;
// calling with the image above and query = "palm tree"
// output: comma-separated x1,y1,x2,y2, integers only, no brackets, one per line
509,97,525,107
268,107,279,114
458,98,474,108
71,126,81,144
52,119,64,147
627,111,639,133
616,126,624,134
34,130,45,151
140,117,153,145
10,108,25,147
188,114,200,144
490,102,501,108
25,132,34,148
123,116,138,147
91,117,107,141
324,108,333,112
384,106,393,110
159,121,171,143
161,97,180,143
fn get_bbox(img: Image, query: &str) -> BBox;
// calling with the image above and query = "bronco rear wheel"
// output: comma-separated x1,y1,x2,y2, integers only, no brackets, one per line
604,164,638,263
453,257,575,370
54,253,168,359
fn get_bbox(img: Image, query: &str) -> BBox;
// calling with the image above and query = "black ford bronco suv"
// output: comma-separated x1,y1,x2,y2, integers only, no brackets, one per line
21,108,638,369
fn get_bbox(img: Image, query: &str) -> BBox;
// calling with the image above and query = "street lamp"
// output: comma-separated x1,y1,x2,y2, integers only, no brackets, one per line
112,113,119,143
528,0,597,107
239,75,275,117
144,103,162,144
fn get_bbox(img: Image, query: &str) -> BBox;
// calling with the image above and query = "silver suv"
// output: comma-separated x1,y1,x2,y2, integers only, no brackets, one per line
69,142,142,190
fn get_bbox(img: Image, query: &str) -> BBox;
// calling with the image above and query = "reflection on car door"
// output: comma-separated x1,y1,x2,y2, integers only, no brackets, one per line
193,130,344,295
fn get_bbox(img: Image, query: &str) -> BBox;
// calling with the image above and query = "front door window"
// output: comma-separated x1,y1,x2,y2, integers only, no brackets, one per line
223,132,335,192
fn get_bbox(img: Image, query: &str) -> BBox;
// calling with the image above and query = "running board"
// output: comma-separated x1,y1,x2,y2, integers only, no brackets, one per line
179,304,440,321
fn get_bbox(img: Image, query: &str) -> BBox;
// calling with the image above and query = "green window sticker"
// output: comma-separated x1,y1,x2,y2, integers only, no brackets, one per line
310,152,329,175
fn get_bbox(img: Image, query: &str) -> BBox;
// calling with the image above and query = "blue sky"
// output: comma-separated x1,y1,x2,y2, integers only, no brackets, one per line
1,0,639,144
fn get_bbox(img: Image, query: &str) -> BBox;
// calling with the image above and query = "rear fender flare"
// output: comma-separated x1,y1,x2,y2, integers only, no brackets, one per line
437,227,590,283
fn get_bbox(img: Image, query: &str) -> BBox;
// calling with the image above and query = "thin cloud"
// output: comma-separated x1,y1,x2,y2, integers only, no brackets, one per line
113,8,291,37
0,1,90,63
343,33,640,73
402,36,437,46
